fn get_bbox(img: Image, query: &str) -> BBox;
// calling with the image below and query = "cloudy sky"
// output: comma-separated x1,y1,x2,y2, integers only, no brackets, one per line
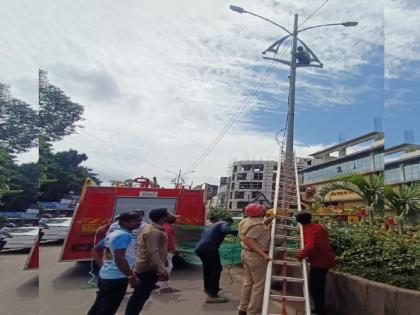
1,0,419,186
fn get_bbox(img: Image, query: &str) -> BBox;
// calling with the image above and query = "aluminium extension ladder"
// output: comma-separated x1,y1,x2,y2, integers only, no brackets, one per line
262,151,311,315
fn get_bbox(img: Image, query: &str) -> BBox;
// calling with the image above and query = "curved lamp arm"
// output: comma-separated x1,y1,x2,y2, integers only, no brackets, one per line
298,22,358,33
229,5,292,35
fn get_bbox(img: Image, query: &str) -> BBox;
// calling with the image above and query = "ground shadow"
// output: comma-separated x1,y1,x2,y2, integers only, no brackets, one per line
16,275,39,298
51,262,94,291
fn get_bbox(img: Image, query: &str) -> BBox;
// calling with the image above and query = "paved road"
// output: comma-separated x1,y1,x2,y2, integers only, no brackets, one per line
0,249,38,315
36,244,244,315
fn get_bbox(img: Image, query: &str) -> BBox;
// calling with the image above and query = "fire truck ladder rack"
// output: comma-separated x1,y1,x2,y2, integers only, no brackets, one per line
262,151,311,315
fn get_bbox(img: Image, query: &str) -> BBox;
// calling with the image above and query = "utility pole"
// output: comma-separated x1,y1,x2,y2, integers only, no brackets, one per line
285,14,299,154
176,169,182,186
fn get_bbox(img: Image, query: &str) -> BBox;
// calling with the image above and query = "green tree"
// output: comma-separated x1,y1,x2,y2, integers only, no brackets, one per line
384,183,420,235
0,147,22,198
40,148,99,201
320,172,384,227
0,83,38,154
0,162,38,211
39,69,84,142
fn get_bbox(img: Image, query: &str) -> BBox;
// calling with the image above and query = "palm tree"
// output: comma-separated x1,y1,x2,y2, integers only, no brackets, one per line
384,182,420,235
319,172,384,227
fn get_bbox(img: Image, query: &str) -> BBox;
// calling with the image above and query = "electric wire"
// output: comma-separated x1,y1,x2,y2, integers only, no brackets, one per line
186,39,292,173
299,0,331,28
185,63,277,173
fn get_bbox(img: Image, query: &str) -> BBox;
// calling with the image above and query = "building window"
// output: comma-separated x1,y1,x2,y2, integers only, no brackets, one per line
235,191,245,199
230,192,233,199
233,166,237,172
272,173,277,181
385,166,401,183
252,182,262,189
254,164,264,172
274,165,278,171
237,201,248,209
237,173,247,180
228,201,232,209
241,165,253,171
232,174,235,180
239,182,251,189
374,153,384,170
231,183,235,190
254,173,263,180
404,161,420,181
251,191,260,199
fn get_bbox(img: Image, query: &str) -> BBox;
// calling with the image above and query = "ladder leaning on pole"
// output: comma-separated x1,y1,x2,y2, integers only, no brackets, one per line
262,151,311,315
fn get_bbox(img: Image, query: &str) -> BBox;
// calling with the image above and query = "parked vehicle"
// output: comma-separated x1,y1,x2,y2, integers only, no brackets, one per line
3,227,39,250
41,217,72,242
60,178,206,262
0,230,12,251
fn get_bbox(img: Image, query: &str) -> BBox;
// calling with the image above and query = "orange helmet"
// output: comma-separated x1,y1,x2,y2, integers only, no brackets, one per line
245,203,266,217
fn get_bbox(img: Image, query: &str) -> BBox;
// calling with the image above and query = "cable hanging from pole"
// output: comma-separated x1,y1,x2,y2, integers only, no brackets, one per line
186,40,292,173
299,0,331,28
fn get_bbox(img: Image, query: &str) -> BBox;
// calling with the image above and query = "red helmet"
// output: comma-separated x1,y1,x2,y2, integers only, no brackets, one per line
244,203,266,217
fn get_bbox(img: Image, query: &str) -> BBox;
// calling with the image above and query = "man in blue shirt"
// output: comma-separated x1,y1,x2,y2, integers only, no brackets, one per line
195,215,238,303
86,212,141,315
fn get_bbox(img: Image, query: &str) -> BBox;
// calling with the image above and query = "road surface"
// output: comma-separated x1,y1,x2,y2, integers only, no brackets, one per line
31,244,243,315
0,249,38,315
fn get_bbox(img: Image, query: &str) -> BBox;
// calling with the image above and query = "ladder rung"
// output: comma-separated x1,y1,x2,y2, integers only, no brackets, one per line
272,275,305,283
276,224,299,230
273,260,303,266
274,246,300,252
275,235,301,241
269,295,306,302
276,216,296,220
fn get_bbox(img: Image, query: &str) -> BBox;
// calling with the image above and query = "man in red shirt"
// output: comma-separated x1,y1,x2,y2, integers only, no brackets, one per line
295,212,335,315
156,215,179,293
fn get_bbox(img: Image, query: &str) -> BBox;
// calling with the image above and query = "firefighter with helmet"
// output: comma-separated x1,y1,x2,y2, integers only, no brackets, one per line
237,203,271,315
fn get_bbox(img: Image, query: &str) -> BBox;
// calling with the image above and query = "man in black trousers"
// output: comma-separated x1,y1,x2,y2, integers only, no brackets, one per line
87,212,141,315
195,215,238,303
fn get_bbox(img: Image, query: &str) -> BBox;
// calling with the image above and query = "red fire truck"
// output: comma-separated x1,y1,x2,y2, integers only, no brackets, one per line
59,178,206,262
24,237,39,270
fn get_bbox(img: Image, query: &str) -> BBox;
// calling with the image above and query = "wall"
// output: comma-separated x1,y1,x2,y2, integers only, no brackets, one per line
326,271,420,315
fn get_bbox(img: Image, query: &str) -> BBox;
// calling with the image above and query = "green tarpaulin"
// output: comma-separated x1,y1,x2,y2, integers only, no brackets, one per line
175,225,242,265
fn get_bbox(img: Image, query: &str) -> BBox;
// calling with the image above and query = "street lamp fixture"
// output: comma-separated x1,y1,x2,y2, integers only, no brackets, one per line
229,4,357,154
229,5,245,14
343,21,358,27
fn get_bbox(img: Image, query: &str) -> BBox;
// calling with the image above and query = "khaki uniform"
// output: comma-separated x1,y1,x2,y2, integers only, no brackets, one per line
238,217,270,315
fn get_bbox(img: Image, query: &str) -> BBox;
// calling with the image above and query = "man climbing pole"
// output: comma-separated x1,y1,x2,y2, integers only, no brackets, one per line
296,46,311,65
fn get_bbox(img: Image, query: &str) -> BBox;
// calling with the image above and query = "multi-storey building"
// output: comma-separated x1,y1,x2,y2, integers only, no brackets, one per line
215,177,229,207
225,160,277,212
385,143,420,185
299,131,384,208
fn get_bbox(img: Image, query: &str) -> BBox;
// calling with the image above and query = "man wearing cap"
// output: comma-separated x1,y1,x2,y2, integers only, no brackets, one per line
237,203,271,315
125,208,171,315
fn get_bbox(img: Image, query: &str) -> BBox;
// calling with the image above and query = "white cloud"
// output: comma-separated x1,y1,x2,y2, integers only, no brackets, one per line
1,0,391,186
385,0,420,78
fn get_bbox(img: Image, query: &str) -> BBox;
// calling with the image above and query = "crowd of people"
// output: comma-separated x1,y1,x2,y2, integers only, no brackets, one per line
86,204,335,315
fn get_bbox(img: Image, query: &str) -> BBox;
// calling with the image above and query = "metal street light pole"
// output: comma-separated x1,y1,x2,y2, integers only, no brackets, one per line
286,14,298,154
229,5,357,155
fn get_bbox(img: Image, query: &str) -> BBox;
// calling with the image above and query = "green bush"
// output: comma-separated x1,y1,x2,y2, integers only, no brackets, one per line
208,207,233,221
319,219,420,291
